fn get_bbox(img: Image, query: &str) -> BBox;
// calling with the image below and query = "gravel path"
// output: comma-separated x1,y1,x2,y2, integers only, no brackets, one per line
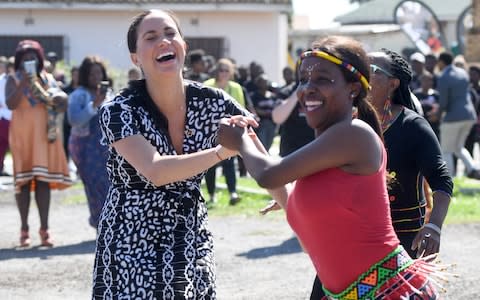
0,187,479,300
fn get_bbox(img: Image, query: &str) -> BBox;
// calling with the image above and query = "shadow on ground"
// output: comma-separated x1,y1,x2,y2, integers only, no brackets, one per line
0,240,96,261
237,236,302,259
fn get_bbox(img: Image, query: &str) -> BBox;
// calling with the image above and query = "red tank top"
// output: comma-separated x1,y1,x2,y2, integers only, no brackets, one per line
286,146,399,293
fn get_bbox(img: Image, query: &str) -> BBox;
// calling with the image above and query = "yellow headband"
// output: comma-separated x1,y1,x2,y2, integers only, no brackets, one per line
300,50,370,92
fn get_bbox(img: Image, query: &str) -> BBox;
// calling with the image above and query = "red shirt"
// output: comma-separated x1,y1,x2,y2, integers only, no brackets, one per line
286,147,399,293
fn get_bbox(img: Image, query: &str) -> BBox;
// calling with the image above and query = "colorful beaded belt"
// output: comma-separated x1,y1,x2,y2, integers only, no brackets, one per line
323,246,413,300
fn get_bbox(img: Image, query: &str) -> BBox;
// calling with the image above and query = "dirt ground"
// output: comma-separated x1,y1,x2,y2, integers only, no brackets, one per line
0,186,479,300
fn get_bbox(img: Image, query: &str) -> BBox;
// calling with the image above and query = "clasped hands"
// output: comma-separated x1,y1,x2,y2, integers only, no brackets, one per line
217,115,258,154
218,115,283,215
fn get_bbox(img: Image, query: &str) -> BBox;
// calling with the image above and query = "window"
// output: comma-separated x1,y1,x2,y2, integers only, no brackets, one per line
0,35,64,60
185,37,226,60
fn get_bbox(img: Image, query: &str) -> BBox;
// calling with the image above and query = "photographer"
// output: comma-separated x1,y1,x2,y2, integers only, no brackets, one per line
67,55,110,229
5,39,72,247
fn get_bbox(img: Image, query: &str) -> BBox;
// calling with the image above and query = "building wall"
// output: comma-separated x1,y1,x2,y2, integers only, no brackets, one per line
179,11,288,83
0,8,288,83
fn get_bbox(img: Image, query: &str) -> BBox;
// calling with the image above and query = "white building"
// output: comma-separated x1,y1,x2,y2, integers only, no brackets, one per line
0,0,292,83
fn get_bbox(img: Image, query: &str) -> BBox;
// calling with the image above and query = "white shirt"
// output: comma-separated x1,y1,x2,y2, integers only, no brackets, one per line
0,73,12,121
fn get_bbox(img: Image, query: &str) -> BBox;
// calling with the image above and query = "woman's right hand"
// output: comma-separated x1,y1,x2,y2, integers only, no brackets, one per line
217,118,248,151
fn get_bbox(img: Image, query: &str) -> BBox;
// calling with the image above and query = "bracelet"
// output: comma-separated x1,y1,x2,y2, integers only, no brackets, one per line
214,147,224,161
424,223,442,235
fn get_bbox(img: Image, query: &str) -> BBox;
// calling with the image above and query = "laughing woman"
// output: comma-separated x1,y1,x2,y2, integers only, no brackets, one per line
218,36,442,299
92,9,256,299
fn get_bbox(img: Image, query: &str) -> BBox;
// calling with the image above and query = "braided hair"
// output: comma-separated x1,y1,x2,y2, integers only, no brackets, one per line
380,48,417,111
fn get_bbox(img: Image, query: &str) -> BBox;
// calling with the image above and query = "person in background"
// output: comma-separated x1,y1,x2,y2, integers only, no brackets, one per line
204,54,216,76
466,64,480,159
425,53,438,75
0,56,7,75
413,72,441,139
127,66,142,81
272,62,314,157
244,61,264,95
219,36,443,299
465,66,480,160
5,40,72,247
185,49,209,83
204,58,245,204
92,10,256,298
67,56,110,228
0,56,12,176
468,64,480,102
281,66,295,89
409,52,426,91
250,73,279,152
46,51,65,86
6,56,15,75
236,65,249,87
62,66,79,95
453,54,467,69
62,66,79,162
437,51,480,178
368,48,452,258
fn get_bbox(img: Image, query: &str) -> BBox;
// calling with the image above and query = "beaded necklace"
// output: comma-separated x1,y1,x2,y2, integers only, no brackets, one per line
381,98,396,133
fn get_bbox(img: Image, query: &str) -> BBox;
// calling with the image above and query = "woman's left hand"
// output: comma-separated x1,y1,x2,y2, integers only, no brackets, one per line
411,227,440,259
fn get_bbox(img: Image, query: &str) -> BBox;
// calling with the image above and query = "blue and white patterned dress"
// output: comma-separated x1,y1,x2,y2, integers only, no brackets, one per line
92,80,247,299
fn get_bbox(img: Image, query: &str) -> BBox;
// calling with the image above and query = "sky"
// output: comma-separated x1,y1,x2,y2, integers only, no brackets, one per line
292,0,358,29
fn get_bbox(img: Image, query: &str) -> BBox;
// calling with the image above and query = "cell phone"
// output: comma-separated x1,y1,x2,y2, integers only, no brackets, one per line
99,81,109,94
23,60,37,76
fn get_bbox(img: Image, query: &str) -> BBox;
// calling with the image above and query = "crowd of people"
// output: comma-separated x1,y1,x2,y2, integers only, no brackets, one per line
1,7,478,299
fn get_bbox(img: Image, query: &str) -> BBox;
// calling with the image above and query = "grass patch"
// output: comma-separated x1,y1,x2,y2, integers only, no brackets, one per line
61,193,87,205
59,175,480,223
202,176,271,217
59,182,86,205
444,177,480,224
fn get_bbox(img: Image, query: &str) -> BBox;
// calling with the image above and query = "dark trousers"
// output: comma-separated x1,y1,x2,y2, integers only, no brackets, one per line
205,158,236,195
465,124,479,158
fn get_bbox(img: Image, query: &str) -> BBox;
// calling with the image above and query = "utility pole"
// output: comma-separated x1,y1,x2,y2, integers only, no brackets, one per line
466,0,480,61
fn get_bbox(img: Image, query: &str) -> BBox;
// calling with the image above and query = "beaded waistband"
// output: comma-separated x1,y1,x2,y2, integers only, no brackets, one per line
323,246,413,300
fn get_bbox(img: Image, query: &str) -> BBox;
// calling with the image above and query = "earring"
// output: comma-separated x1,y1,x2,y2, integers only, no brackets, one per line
350,93,356,99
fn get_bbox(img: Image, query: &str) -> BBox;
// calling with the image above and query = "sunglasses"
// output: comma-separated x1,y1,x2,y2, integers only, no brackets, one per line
370,64,394,77
218,68,230,73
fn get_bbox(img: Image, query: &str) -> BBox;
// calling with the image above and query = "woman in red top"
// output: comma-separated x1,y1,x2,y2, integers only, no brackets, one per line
218,36,439,299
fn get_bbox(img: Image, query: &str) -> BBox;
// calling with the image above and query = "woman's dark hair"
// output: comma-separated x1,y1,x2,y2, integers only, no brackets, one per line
127,9,183,54
14,39,45,73
78,56,108,88
311,36,382,138
380,48,416,111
